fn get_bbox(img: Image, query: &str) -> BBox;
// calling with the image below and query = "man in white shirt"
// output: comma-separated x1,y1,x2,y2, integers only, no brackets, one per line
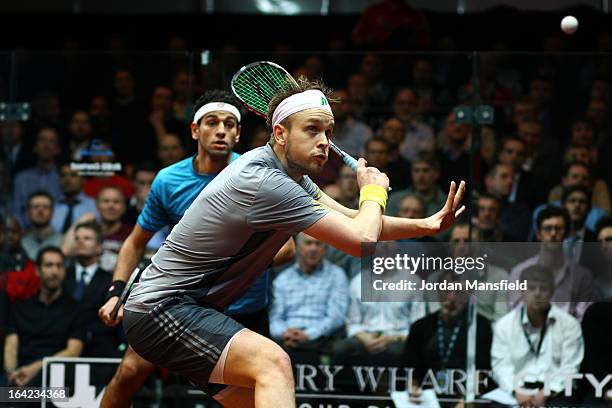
492,264,584,407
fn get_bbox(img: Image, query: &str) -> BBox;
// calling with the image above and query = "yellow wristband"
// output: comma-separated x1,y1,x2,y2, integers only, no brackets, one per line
359,184,388,212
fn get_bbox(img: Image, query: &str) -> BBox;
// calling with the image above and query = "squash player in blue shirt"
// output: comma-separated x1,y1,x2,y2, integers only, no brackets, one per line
97,90,295,408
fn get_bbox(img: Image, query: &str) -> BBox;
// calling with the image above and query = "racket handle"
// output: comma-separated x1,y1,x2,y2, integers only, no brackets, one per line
329,142,391,191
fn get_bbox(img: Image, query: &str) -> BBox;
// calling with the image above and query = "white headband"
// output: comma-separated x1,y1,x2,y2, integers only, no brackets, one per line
193,102,241,124
272,89,332,127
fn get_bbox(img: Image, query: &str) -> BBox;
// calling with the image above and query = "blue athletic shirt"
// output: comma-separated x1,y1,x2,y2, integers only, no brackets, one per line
137,153,269,314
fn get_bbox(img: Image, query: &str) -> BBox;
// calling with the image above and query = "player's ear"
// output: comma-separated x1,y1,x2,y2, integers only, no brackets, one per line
273,124,287,147
234,124,241,144
191,122,199,140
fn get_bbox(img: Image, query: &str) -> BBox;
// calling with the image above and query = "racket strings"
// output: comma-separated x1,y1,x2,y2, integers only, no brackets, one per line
233,64,295,115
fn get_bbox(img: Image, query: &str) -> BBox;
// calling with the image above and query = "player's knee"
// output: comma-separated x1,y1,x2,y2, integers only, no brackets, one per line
259,344,293,382
115,355,150,384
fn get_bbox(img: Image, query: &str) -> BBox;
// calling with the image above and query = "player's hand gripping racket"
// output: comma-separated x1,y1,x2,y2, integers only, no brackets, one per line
231,61,360,172
109,267,142,321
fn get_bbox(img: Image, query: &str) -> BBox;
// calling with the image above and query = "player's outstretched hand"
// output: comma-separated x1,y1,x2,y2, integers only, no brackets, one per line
427,181,466,235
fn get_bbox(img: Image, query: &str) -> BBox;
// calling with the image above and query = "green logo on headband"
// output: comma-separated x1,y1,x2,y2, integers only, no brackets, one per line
321,97,327,106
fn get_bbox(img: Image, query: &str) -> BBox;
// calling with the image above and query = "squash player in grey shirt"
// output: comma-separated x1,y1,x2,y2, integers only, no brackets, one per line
123,77,466,407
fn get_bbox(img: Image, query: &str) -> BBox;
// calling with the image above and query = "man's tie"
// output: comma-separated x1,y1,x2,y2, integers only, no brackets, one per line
73,268,88,301
62,201,75,233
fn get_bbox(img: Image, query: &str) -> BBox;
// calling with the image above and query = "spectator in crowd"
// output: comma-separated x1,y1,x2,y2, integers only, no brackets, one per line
585,99,611,146
157,133,186,168
65,110,94,161
473,193,519,242
269,233,348,360
12,127,62,227
51,163,99,234
334,164,359,210
517,119,563,199
551,157,611,215
483,163,531,241
0,216,39,303
387,151,446,218
530,161,608,241
64,222,123,357
424,222,509,322
171,71,190,122
509,97,537,131
527,77,554,132
435,110,479,192
496,135,542,209
408,57,452,123
1,121,33,175
364,137,391,180
4,247,84,387
562,186,599,267
346,72,371,124
396,193,425,219
403,270,492,399
147,85,185,145
20,191,63,261
123,162,157,225
378,117,411,190
110,69,146,162
333,251,424,366
510,206,595,320
392,88,435,161
358,53,391,110
89,95,112,141
492,265,584,407
329,88,373,159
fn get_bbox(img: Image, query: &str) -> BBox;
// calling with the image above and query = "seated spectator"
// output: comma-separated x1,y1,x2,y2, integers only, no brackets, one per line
329,88,373,159
562,186,600,269
496,136,541,209
63,186,132,271
333,265,424,367
403,270,492,398
530,161,608,241
483,163,531,241
123,162,157,225
559,144,610,212
510,206,596,321
1,121,34,175
65,110,94,161
378,117,411,190
0,216,39,303
20,191,63,261
4,247,84,387
435,110,482,192
157,133,187,168
65,222,123,357
12,127,62,227
424,223,509,322
472,193,519,242
364,137,392,182
492,265,584,407
51,163,99,234
269,233,348,361
334,165,359,210
387,151,446,218
392,88,435,161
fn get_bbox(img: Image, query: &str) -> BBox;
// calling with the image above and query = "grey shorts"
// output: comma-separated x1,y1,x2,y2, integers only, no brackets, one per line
123,295,245,395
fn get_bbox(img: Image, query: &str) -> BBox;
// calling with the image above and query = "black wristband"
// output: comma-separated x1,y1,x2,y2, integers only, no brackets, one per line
105,280,126,301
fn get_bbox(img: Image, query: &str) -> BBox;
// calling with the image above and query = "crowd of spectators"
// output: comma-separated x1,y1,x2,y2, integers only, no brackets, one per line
1,2,612,404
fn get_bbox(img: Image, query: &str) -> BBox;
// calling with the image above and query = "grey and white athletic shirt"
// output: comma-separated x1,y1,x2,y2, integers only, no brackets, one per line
125,144,329,312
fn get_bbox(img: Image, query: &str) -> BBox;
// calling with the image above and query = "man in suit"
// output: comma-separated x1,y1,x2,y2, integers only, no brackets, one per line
64,221,122,357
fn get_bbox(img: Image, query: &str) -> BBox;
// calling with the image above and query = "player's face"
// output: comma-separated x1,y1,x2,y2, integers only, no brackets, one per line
193,111,240,159
284,109,333,176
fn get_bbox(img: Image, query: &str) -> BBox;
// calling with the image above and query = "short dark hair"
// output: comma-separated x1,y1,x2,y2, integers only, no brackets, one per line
536,205,571,231
412,151,440,171
36,246,64,267
564,160,591,178
595,215,612,237
520,264,554,289
75,221,104,245
27,190,54,208
364,137,390,152
193,90,242,124
561,185,592,210
267,76,336,129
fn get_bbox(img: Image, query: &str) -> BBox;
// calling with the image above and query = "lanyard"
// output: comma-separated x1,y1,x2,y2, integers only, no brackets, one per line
437,317,462,368
521,307,548,358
